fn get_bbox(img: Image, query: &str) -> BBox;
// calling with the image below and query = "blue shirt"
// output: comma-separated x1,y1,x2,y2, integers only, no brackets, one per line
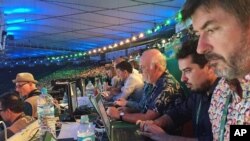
126,83,154,112
166,78,220,141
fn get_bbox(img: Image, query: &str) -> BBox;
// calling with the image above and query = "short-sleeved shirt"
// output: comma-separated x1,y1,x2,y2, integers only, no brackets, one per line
142,70,184,115
166,78,220,141
209,74,250,141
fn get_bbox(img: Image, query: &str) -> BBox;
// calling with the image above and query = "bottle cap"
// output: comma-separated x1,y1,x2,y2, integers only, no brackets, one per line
41,87,47,94
80,115,89,123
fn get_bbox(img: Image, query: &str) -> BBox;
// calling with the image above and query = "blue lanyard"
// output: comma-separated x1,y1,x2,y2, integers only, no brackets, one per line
219,94,232,141
143,86,156,112
196,100,202,125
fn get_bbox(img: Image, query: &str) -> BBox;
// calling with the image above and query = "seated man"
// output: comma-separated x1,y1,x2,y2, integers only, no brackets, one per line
104,57,125,99
113,61,144,102
0,92,35,140
104,65,121,90
138,39,219,141
107,49,184,123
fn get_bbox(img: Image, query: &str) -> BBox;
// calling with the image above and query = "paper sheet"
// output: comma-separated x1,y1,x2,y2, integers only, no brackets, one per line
57,122,80,140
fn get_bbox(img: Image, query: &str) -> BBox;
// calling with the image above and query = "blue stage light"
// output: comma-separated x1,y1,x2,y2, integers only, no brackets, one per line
4,8,31,14
7,32,14,35
6,19,26,24
7,26,21,31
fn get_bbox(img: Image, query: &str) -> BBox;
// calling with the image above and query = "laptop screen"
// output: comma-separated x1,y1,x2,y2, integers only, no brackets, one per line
90,95,101,115
89,94,111,137
90,95,145,141
67,82,78,114
97,100,111,135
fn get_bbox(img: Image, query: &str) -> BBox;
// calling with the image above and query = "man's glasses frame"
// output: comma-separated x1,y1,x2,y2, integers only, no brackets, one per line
16,82,29,88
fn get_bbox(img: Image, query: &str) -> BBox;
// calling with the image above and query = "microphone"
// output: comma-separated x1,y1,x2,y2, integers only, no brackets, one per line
0,121,7,141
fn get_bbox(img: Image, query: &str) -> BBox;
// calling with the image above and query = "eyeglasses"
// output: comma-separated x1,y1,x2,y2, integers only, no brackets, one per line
16,83,28,88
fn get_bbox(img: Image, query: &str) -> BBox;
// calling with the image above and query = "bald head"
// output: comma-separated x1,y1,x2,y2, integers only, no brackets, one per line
140,49,167,84
141,49,167,71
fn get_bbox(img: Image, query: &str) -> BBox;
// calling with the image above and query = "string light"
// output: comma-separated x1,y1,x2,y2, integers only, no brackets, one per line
132,36,137,41
125,39,130,43
119,41,124,46
139,33,144,38
1,12,186,68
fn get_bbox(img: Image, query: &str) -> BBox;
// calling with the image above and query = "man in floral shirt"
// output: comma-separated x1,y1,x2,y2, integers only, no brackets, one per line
182,0,250,140
107,49,184,124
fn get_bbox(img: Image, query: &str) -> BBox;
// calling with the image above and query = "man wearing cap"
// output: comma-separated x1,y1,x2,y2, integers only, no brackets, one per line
13,72,40,119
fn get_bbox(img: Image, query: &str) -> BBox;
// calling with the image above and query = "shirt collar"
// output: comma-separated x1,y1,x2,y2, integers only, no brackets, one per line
208,77,221,96
154,70,169,87
239,73,250,99
224,73,250,100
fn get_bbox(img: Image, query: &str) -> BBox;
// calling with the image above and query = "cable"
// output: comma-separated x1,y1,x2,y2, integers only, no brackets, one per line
0,121,7,141
28,129,39,141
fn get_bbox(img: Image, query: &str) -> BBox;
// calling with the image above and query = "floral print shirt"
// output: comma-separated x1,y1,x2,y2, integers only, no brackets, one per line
209,74,250,141
143,70,184,115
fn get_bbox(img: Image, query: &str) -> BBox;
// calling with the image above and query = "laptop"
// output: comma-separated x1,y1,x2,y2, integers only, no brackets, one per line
90,94,148,141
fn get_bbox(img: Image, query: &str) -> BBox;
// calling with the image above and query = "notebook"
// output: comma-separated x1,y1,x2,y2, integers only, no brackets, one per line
90,94,148,141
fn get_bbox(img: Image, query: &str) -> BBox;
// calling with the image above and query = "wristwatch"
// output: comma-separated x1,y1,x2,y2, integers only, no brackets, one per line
120,112,125,120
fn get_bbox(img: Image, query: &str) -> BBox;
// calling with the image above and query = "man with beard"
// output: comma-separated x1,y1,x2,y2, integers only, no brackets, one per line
138,39,219,141
107,49,183,123
13,72,40,119
181,0,250,140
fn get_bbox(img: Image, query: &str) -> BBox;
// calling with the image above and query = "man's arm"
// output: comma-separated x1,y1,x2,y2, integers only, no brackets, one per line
140,123,198,141
154,114,174,129
122,109,160,123
23,102,33,116
107,107,160,124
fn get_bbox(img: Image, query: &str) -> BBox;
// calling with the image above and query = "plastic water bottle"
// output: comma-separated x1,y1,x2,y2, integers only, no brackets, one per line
37,88,56,139
77,115,95,141
95,78,103,94
62,92,68,103
85,81,95,97
76,87,82,97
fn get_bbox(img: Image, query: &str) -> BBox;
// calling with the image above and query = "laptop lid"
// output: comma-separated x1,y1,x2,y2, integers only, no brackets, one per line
89,94,111,139
89,94,102,115
97,99,111,136
90,94,145,141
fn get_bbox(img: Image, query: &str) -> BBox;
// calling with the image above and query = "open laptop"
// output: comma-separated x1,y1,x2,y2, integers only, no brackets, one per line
90,94,148,141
